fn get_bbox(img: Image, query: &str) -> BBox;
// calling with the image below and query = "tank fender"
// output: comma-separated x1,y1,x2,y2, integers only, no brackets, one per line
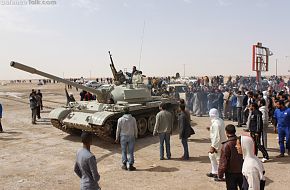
49,108,71,120
89,111,116,126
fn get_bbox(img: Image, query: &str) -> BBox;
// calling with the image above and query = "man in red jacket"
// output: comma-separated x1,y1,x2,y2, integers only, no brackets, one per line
216,124,243,190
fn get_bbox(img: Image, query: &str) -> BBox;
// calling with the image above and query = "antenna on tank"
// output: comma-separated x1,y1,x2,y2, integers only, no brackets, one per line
138,21,146,71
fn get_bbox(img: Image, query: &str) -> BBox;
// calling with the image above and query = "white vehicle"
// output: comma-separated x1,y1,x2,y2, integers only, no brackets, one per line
84,80,101,89
167,83,188,100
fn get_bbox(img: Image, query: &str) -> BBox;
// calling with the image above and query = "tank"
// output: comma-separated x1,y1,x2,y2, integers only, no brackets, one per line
10,57,178,141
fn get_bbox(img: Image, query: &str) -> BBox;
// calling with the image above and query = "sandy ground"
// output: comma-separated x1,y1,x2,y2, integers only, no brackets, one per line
1,83,290,190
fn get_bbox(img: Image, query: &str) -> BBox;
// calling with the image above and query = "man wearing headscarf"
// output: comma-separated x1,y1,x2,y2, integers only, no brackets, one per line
236,136,266,190
206,108,227,178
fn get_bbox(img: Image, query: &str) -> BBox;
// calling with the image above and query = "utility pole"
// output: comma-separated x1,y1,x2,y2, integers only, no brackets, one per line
275,59,278,76
286,56,290,72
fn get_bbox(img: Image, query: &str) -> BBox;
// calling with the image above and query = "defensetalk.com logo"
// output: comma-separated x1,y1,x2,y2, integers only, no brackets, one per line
0,0,57,5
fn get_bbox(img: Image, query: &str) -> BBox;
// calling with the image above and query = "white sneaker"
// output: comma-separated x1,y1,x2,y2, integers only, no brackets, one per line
261,158,269,163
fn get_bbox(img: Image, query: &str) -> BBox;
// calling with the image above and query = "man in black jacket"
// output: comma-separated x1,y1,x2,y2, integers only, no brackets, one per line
249,102,269,162
178,104,193,160
216,124,243,189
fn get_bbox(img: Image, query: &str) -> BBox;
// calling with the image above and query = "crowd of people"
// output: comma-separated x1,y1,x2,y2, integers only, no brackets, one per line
8,74,286,190
72,74,289,190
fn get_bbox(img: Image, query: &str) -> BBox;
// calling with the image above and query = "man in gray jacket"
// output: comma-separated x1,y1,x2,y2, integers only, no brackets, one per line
115,107,138,171
153,103,173,160
74,132,101,190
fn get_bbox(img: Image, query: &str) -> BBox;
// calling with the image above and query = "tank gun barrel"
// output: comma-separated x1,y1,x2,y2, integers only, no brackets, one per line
10,61,102,96
109,51,118,81
108,51,126,85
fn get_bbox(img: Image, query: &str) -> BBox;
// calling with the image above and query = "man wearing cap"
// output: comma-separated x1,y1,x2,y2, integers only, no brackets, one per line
115,107,138,171
74,132,101,190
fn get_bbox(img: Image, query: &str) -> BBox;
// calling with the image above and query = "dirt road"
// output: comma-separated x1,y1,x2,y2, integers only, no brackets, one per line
0,83,289,190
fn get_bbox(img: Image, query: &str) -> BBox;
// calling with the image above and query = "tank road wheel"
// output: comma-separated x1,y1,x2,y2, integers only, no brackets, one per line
137,118,148,137
50,119,81,135
147,115,156,133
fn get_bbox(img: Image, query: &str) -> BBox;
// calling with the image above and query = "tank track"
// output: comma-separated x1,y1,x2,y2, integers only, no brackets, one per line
51,119,82,135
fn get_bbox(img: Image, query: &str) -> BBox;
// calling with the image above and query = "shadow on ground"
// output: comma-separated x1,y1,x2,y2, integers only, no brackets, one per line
194,155,211,163
137,166,179,172
265,176,274,186
0,137,22,141
188,138,211,143
63,134,160,162
169,157,196,162
267,156,290,164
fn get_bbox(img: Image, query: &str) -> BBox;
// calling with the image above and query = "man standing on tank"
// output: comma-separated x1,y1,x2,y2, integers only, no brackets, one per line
153,103,173,160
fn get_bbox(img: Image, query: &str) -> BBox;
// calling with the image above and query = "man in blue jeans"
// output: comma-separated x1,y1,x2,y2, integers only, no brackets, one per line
153,103,173,160
273,100,290,157
115,107,138,171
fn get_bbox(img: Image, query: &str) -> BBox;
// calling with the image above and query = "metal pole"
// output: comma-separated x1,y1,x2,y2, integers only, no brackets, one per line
286,56,290,72
138,21,146,71
275,59,278,76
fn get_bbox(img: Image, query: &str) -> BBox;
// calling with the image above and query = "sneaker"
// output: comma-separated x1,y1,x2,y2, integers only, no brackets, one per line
276,154,285,158
121,164,127,170
128,165,136,171
206,173,217,178
160,157,164,160
261,158,269,163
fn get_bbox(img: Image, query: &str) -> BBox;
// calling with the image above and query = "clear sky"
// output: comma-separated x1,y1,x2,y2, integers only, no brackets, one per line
1,0,290,80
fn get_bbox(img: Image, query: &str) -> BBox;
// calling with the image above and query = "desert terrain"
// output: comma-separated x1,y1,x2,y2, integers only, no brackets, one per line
0,83,290,190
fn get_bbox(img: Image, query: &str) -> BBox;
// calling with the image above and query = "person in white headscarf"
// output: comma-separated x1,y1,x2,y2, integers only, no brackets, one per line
206,108,227,178
236,135,266,190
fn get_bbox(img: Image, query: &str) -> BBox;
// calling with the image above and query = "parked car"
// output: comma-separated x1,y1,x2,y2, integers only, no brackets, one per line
84,80,101,88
